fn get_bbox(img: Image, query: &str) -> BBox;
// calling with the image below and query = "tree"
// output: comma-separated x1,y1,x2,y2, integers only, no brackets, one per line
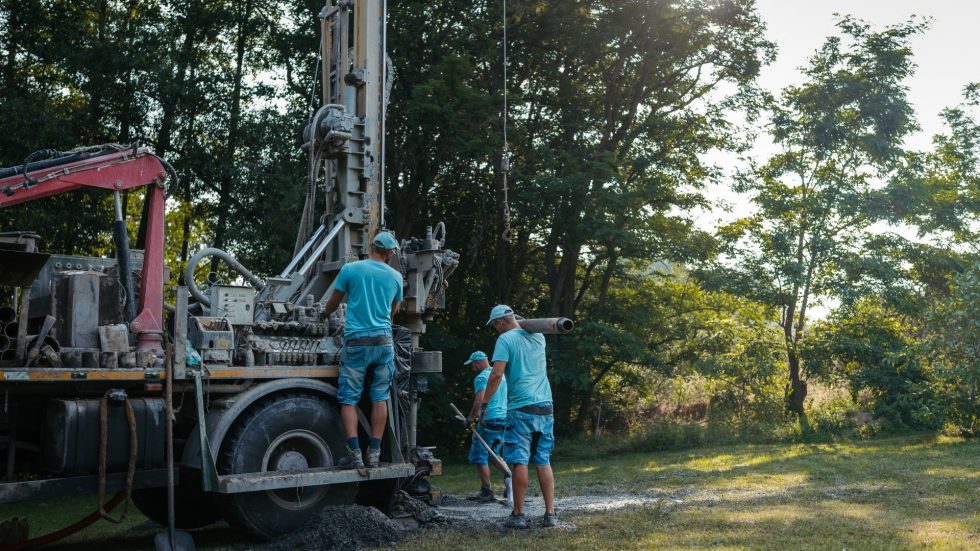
803,299,940,428
712,17,927,419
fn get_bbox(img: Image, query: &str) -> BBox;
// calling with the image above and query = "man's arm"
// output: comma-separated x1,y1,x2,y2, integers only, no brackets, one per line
480,361,507,419
390,300,400,319
467,389,486,422
322,289,346,316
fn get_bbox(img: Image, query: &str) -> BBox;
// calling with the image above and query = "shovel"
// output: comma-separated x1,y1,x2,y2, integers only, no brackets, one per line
449,403,513,507
154,345,196,551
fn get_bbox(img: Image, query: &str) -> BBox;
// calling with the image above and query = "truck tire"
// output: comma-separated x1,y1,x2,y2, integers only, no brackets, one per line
216,394,357,541
132,483,222,529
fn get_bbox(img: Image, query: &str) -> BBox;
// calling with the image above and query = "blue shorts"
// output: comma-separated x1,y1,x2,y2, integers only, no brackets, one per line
468,421,505,465
504,404,555,466
338,333,395,405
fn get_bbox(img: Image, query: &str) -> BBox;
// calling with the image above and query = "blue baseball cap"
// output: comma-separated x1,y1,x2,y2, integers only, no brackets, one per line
486,304,516,326
373,231,399,251
463,351,488,365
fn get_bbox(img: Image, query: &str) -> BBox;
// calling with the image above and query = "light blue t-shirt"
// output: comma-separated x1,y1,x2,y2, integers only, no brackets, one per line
491,329,552,409
474,368,507,421
333,259,403,338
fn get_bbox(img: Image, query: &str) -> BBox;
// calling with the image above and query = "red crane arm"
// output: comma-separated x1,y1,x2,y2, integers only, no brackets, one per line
0,147,169,355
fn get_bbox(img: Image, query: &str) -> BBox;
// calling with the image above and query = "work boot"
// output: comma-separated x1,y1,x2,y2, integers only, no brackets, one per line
475,485,496,502
503,512,528,529
543,511,559,528
339,447,365,471
366,447,381,468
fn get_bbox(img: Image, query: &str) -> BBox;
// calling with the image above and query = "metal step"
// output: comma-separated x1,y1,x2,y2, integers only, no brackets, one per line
215,462,415,494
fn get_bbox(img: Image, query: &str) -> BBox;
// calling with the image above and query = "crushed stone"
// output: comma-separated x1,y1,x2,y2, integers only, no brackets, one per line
254,504,406,551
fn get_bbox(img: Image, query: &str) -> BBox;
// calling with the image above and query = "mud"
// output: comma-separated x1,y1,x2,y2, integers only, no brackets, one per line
257,491,671,550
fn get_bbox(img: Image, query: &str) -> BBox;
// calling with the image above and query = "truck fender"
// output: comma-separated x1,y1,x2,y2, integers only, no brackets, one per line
180,378,340,469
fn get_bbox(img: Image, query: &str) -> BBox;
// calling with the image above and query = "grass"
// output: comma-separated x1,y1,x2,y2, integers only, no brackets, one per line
3,434,977,549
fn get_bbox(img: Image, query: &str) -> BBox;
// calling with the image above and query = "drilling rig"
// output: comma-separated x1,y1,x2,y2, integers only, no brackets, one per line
0,0,457,542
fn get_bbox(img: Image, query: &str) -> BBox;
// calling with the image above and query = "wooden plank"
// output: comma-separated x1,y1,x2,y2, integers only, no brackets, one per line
216,463,415,494
0,369,163,382
204,366,339,379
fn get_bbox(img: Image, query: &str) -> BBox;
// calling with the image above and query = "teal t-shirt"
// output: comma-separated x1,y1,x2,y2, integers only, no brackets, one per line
333,259,404,338
491,329,552,409
474,368,507,421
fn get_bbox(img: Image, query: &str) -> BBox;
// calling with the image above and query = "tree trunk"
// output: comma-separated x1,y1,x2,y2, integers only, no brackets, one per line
211,1,252,272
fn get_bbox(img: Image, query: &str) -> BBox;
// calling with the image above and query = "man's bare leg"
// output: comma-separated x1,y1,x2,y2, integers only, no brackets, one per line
536,464,555,513
370,400,387,439
478,464,491,486
511,464,528,515
341,404,359,440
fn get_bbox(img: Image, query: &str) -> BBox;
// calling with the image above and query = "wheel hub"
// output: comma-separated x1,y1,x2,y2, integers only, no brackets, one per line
261,429,333,511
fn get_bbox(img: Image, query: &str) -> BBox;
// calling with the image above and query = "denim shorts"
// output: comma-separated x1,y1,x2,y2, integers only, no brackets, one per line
468,421,505,465
503,403,555,465
337,332,395,405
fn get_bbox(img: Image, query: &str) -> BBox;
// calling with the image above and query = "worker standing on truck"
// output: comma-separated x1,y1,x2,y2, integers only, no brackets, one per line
481,305,558,529
464,350,508,501
323,231,403,470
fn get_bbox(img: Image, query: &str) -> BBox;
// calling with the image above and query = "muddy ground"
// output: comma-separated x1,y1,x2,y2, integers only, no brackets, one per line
251,490,673,551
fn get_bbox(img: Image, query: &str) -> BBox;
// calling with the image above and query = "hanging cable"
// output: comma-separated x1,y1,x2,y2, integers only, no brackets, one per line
380,0,388,228
500,0,513,242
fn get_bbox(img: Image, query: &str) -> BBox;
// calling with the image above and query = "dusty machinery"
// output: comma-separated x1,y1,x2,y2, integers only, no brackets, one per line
0,0,460,543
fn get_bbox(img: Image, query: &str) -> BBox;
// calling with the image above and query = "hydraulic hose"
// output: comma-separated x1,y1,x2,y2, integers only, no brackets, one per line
185,247,264,307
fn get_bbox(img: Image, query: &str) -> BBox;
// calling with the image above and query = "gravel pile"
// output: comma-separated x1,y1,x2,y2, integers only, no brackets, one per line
256,505,405,551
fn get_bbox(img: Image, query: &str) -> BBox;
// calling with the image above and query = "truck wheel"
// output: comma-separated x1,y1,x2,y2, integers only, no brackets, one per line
216,394,357,541
132,483,221,529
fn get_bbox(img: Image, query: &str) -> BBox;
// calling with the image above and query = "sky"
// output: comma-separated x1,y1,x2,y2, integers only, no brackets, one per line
699,0,980,227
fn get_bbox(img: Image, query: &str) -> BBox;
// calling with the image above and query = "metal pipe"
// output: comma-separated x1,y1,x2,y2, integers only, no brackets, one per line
518,317,574,335
0,335,9,351
0,350,15,361
279,223,327,277
0,306,15,324
296,220,346,277
112,191,137,322
185,247,265,307
4,323,18,339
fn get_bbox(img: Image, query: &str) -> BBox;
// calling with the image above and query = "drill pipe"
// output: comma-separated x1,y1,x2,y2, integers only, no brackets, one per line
0,335,9,352
0,306,15,324
4,323,18,339
517,317,574,335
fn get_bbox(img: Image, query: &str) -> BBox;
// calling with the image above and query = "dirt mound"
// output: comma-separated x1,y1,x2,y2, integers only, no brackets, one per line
255,504,405,551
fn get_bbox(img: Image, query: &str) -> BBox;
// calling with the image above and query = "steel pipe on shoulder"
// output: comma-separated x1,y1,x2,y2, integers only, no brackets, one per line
517,317,574,335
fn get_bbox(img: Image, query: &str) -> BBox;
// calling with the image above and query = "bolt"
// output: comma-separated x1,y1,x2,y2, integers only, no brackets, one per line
114,180,123,189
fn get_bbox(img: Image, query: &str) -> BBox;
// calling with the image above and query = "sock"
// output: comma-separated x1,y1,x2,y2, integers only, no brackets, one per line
346,437,359,451
481,483,491,491
369,437,382,450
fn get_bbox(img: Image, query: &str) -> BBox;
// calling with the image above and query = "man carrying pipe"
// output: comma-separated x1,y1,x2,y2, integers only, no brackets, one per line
481,305,558,529
323,231,403,471
463,351,508,502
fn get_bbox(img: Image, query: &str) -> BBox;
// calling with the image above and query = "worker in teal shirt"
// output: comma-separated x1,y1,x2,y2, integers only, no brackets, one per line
323,231,403,470
464,350,507,501
481,305,557,529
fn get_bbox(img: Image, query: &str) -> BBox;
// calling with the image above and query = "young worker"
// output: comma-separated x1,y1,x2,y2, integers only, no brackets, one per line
464,350,507,501
481,305,557,529
323,231,403,470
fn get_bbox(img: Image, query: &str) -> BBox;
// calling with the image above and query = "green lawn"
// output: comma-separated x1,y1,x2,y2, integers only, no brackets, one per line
4,434,978,550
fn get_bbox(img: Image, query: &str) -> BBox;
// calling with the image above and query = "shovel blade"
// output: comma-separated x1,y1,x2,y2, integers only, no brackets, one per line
153,530,196,551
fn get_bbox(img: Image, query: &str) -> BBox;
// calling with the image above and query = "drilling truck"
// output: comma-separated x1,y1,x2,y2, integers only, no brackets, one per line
0,0,458,542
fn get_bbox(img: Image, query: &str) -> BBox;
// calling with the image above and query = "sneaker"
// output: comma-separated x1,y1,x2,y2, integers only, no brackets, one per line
339,447,365,471
543,511,559,528
475,486,496,502
366,447,381,468
503,512,528,529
